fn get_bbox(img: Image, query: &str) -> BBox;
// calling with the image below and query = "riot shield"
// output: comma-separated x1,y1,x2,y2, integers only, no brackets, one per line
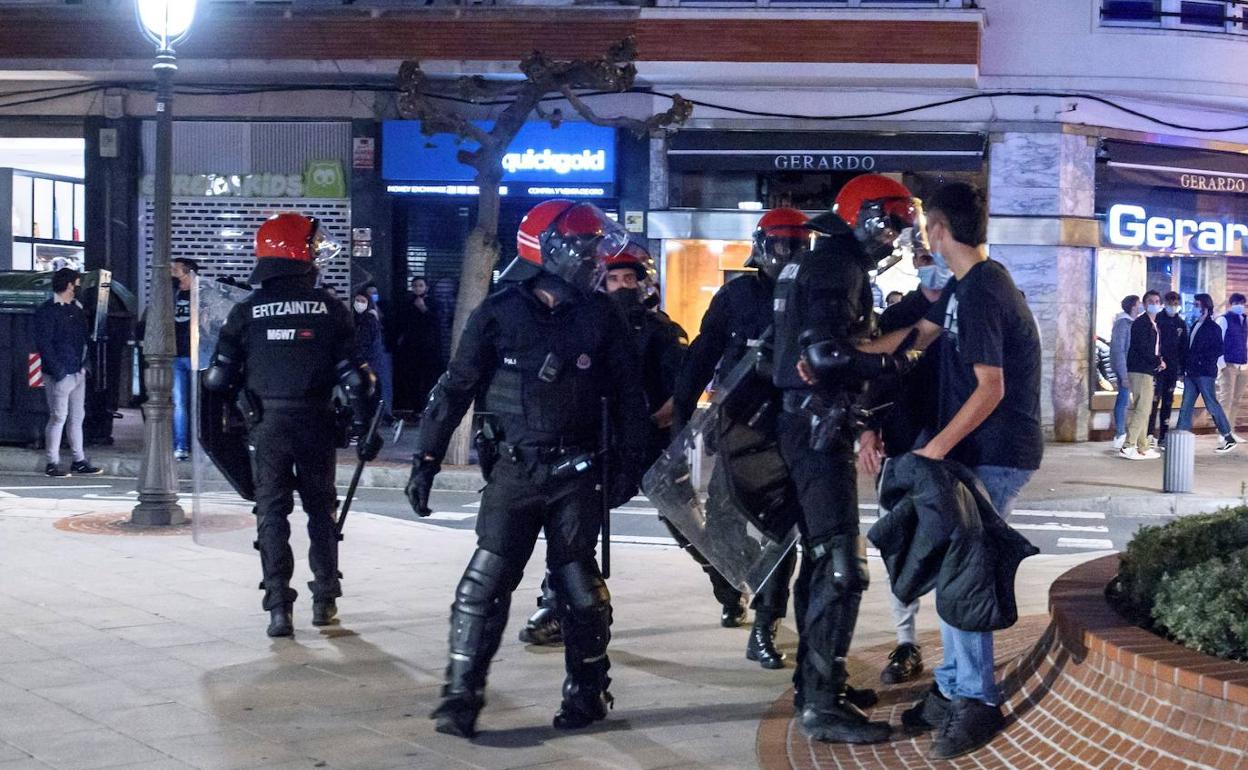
192,277,259,552
642,346,799,594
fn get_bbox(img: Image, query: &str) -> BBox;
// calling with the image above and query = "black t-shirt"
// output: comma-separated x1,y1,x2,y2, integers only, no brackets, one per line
923,259,1043,471
174,289,192,358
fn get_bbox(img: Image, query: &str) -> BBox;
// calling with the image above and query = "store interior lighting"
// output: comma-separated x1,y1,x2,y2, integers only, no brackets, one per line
0,138,85,178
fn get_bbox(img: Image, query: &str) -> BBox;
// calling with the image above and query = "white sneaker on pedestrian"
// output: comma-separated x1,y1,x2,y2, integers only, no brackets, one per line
1112,434,1126,450
1148,436,1158,450
1138,448,1161,459
1216,436,1238,454
1119,447,1142,460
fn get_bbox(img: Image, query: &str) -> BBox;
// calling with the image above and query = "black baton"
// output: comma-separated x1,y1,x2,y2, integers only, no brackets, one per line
600,396,611,579
336,400,384,539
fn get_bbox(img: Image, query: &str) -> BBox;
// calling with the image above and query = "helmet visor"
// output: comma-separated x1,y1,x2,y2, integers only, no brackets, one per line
309,221,343,267
858,197,926,273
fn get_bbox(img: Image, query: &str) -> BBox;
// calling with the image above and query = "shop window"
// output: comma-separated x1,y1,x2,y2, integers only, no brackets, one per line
1180,0,1227,26
661,239,753,339
32,177,52,240
1101,0,1161,22
53,180,74,242
11,174,32,238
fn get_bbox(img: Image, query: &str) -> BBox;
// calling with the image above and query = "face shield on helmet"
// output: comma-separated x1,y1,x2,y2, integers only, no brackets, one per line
856,197,928,276
749,208,812,281
540,202,629,294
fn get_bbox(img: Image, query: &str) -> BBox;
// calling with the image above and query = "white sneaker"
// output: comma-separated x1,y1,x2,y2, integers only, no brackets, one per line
1138,448,1161,459
1216,436,1238,454
1112,434,1126,450
1119,447,1143,460
1148,436,1158,449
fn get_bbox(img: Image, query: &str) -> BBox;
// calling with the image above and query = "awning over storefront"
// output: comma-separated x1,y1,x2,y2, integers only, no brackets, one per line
667,131,986,173
1101,140,1248,194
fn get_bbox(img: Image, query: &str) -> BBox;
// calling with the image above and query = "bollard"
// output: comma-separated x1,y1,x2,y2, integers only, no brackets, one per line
1163,430,1195,493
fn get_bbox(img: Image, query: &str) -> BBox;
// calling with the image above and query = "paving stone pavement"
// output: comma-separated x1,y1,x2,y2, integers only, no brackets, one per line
0,494,1101,770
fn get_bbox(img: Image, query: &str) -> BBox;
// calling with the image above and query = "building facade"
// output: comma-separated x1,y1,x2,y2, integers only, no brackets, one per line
4,0,1248,440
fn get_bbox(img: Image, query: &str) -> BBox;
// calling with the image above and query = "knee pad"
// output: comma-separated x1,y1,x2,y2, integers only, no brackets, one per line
454,549,519,618
549,559,610,615
808,534,869,597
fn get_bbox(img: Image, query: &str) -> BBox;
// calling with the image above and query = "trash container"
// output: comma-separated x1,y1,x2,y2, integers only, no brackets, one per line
0,270,134,447
1163,429,1195,493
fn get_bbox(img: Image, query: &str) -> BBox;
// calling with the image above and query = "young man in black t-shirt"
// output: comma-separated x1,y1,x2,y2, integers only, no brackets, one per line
858,183,1042,759
170,257,198,461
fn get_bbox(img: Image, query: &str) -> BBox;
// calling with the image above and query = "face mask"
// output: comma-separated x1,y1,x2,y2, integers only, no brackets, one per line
353,300,368,314
1146,302,1162,315
609,287,643,309
1233,304,1246,316
916,264,952,291
930,250,949,273
1165,305,1180,317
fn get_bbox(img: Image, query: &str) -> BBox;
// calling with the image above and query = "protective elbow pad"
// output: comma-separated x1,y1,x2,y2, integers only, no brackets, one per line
202,355,238,393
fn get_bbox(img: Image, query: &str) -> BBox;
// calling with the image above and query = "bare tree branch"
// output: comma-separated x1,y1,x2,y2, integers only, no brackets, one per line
561,86,693,138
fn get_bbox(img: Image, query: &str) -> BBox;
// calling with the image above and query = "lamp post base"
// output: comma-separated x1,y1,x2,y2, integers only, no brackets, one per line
131,498,186,527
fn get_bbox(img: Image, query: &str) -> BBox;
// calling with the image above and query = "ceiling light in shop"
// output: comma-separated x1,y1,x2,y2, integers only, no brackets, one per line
737,201,763,211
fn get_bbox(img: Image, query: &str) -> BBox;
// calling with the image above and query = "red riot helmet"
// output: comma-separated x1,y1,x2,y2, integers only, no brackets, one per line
832,174,927,274
251,212,341,284
502,199,629,294
603,241,662,308
748,208,812,280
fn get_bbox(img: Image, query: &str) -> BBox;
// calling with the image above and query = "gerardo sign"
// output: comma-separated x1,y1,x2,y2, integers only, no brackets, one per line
667,131,985,174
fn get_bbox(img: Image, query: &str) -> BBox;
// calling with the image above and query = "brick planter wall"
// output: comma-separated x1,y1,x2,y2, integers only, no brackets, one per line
1043,554,1248,769
757,555,1248,769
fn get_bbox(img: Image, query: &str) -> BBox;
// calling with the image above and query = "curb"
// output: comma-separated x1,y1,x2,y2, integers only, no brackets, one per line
0,446,484,492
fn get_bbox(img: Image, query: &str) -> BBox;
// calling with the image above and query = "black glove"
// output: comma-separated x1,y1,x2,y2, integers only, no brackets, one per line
607,473,638,510
405,455,439,517
357,429,383,463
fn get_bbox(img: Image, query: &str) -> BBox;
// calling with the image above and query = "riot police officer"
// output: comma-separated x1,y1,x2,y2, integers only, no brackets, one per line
518,242,688,647
668,208,804,668
772,175,924,743
203,213,382,638
405,200,647,739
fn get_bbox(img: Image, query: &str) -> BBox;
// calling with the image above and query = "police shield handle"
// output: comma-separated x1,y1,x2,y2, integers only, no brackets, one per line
335,401,384,537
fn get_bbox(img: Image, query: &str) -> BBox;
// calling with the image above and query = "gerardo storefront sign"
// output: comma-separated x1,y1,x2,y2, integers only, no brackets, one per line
1098,140,1248,257
667,131,986,173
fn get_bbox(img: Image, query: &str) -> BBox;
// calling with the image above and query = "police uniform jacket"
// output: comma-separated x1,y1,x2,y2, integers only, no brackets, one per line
416,283,648,479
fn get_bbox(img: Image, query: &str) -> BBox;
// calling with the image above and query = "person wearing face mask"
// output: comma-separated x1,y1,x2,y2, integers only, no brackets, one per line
517,242,690,648
33,267,102,478
856,247,950,687
1109,295,1141,450
1121,290,1166,460
1216,293,1248,439
1177,293,1237,453
352,288,391,425
1146,292,1188,447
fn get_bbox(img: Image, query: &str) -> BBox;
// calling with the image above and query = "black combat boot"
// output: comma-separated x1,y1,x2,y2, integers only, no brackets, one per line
431,658,485,739
518,605,562,645
745,618,786,669
266,604,294,637
311,599,338,627
721,601,747,628
552,665,613,730
880,642,923,684
799,699,892,745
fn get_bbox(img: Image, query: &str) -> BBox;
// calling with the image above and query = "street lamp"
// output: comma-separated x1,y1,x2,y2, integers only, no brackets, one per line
131,0,196,526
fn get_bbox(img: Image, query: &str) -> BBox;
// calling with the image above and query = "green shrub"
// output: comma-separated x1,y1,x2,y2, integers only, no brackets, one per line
1151,550,1248,661
1117,507,1248,616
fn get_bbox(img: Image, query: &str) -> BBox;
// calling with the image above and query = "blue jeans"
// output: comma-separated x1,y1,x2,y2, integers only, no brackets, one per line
1176,375,1232,436
172,356,192,452
1113,382,1131,437
934,465,1034,706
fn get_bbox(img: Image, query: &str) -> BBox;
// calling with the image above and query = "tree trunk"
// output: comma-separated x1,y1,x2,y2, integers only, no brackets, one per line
443,167,503,465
